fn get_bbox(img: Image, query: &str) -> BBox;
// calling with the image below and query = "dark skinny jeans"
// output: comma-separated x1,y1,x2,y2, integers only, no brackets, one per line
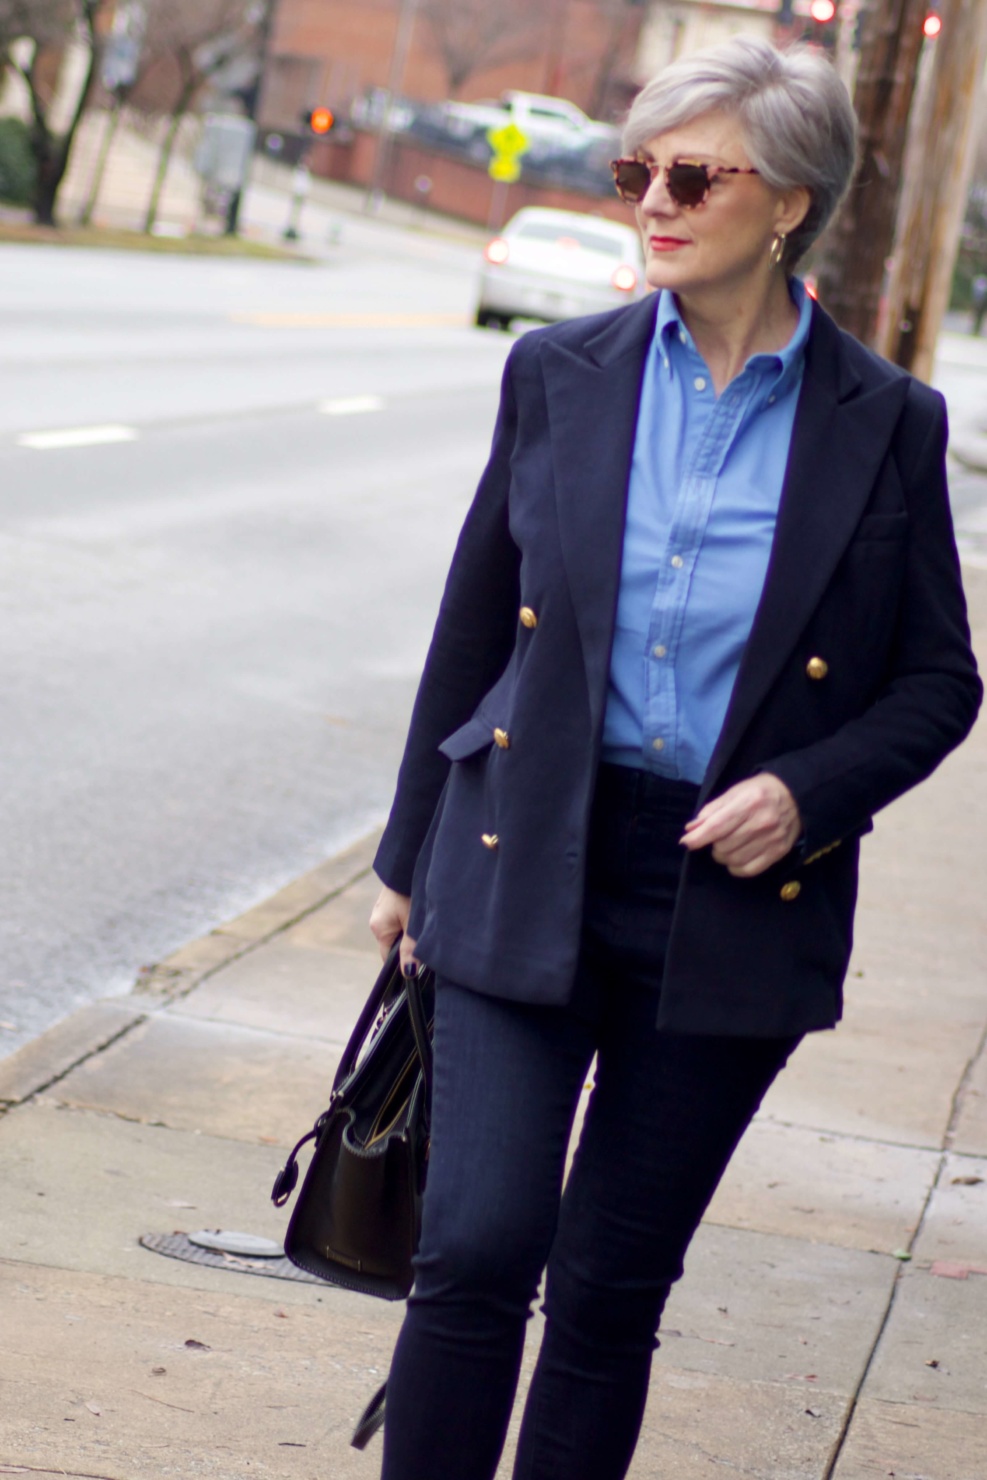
381,765,801,1480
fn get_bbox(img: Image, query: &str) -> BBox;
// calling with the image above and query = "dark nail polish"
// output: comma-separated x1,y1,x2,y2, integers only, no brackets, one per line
403,962,418,979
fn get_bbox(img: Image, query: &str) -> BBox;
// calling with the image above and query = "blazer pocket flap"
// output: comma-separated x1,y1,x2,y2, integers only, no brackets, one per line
438,715,497,761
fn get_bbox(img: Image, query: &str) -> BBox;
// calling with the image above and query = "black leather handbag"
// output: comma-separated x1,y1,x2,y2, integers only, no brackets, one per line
271,944,435,1300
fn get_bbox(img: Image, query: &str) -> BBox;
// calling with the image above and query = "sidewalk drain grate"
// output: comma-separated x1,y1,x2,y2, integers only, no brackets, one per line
140,1231,324,1284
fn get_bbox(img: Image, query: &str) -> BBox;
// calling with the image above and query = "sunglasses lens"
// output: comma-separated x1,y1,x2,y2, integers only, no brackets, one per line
613,161,650,203
666,163,709,207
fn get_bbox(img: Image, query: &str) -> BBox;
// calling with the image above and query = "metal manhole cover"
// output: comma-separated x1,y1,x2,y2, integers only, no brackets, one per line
140,1231,324,1284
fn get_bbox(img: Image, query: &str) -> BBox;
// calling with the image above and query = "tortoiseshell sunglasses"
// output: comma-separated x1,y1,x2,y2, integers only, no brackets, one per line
610,158,761,208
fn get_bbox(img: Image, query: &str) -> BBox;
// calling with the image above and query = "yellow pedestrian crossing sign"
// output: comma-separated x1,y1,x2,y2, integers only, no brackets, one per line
487,121,530,184
489,156,522,183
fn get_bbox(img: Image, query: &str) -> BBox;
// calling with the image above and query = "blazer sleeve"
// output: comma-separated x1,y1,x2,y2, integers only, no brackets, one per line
373,348,524,895
763,389,983,856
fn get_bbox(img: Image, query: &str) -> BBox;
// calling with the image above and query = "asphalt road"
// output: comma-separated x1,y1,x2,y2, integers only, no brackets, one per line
3,237,986,1057
0,237,512,1053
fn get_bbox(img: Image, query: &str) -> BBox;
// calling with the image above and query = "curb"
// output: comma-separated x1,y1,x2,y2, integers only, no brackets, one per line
0,829,381,1110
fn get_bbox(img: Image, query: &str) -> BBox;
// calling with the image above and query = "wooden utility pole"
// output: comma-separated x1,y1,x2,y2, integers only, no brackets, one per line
876,0,987,380
815,0,930,344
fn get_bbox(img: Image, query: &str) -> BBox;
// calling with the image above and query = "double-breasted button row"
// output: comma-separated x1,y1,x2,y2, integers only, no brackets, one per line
481,833,499,851
779,880,801,902
493,728,510,749
519,606,538,629
806,656,829,680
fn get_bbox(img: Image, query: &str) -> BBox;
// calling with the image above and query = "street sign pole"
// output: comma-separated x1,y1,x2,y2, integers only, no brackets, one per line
486,122,530,230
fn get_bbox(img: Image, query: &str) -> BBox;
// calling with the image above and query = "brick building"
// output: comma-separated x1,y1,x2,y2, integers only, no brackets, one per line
260,0,646,132
255,0,804,231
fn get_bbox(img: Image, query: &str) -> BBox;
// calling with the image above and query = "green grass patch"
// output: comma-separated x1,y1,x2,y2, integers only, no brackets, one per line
0,221,313,261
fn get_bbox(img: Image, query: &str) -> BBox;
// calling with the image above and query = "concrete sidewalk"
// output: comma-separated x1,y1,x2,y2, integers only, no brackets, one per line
1,567,985,1480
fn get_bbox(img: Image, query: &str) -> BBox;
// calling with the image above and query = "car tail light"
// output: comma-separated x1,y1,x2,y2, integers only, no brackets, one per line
611,264,638,293
484,238,510,266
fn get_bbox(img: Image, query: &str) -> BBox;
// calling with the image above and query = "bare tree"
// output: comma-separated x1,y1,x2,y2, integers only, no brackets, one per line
420,0,546,97
0,0,103,225
135,0,259,233
582,0,645,120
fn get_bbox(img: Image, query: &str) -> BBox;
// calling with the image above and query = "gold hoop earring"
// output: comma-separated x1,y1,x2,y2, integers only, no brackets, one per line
769,233,787,269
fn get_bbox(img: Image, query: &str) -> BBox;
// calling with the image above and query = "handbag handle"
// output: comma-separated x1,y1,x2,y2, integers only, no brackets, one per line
333,941,434,1104
405,965,433,1113
332,942,403,1087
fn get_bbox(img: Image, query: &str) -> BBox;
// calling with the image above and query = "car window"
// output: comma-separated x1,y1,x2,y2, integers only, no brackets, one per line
515,222,630,257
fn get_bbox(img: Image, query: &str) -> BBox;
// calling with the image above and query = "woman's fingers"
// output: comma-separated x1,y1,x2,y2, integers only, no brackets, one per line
398,933,420,976
681,774,801,877
369,885,412,963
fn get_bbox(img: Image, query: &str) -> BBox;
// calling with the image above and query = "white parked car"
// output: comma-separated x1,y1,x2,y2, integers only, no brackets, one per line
475,207,646,330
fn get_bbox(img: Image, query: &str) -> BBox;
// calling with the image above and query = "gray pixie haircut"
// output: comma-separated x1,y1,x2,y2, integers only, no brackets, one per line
622,34,858,270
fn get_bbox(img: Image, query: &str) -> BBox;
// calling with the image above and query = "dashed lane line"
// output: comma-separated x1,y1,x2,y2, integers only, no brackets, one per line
229,311,469,328
318,395,386,417
16,424,140,451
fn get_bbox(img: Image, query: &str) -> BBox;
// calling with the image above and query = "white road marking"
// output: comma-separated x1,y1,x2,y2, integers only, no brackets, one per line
318,395,385,417
16,424,140,451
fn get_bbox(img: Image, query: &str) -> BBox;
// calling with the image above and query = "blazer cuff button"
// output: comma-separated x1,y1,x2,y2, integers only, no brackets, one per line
780,880,801,901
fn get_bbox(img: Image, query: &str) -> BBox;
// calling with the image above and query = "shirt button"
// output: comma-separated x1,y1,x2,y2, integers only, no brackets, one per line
653,644,667,658
693,376,707,391
652,737,665,751
767,394,776,405
670,555,684,569
679,330,687,344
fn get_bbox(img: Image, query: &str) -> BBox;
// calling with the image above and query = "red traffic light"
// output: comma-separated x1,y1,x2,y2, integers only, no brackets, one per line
809,0,837,19
308,107,335,135
923,11,942,37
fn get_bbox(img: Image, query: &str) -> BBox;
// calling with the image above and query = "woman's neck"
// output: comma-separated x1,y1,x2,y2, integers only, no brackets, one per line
675,275,800,396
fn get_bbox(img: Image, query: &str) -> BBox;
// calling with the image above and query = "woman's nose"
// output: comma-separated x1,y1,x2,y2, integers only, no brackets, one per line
640,170,677,215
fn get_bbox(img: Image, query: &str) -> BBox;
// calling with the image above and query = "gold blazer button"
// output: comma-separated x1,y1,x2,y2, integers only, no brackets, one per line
780,881,802,902
519,606,538,629
493,728,510,749
481,833,499,851
806,656,829,680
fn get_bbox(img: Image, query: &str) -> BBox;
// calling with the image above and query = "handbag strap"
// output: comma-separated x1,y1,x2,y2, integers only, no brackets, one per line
350,1379,387,1449
405,967,434,1111
333,942,403,1087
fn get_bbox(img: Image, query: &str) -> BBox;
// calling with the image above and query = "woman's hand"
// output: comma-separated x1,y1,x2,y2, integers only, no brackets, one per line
680,773,801,877
369,885,419,974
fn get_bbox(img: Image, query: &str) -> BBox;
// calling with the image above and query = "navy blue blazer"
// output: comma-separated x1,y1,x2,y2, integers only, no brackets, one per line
374,295,982,1037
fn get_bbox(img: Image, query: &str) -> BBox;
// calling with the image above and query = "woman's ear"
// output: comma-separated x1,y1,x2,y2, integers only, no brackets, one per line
775,185,812,238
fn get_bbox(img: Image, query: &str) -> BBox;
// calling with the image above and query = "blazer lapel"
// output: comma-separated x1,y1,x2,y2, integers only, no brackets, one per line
540,295,657,723
702,305,911,798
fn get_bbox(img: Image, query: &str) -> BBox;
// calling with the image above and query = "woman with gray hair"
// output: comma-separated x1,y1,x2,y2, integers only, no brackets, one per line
369,32,981,1480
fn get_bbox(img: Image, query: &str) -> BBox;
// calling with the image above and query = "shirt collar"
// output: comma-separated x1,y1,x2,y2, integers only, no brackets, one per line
653,278,812,395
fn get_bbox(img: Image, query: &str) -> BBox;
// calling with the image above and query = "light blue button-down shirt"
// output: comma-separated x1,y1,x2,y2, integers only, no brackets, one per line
601,280,812,783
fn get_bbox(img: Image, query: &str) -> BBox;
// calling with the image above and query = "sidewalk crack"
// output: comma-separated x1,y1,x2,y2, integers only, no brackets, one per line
821,1135,952,1477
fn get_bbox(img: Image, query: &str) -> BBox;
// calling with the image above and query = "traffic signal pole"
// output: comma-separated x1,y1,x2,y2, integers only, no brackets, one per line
877,0,987,379
225,0,280,237
813,0,931,344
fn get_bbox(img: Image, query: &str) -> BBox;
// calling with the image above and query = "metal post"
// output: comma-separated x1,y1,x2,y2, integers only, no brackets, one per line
226,0,281,236
366,0,420,212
